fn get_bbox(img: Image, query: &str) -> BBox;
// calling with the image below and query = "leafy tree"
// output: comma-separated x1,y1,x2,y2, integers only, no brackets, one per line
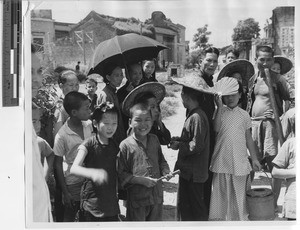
232,18,260,60
192,24,212,50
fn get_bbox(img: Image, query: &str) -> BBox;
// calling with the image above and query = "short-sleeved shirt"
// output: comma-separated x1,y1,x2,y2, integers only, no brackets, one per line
210,106,252,176
78,136,120,217
247,71,291,117
87,93,98,113
97,84,126,145
174,107,210,183
118,134,170,208
281,108,295,139
53,119,93,185
272,137,296,219
37,136,53,166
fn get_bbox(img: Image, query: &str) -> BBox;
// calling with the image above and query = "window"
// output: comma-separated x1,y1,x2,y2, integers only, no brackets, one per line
280,27,294,47
32,37,44,52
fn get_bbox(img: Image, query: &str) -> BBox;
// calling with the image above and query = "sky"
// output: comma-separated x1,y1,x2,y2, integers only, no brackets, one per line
30,0,296,48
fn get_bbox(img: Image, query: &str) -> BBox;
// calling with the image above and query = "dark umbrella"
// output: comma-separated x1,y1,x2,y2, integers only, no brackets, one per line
88,33,168,76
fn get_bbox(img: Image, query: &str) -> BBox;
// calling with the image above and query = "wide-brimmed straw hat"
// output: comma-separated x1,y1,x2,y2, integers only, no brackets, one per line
217,59,254,87
122,82,166,116
171,72,212,94
273,56,293,75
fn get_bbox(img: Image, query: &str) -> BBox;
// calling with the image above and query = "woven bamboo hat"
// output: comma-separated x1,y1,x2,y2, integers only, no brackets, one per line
273,56,293,75
217,59,254,88
122,82,166,116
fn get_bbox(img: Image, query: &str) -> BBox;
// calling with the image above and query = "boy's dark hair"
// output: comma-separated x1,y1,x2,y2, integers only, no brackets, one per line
203,46,220,58
91,102,118,131
134,92,156,105
225,48,239,58
182,86,205,105
63,91,89,116
129,102,150,119
58,70,78,85
256,45,274,58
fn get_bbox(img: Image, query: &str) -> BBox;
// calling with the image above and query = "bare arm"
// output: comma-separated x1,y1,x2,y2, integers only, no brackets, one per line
246,128,261,171
44,153,54,180
272,166,296,179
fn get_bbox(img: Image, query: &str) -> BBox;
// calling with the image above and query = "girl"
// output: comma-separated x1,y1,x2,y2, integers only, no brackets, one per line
209,79,261,221
97,64,126,145
139,59,157,84
70,102,120,221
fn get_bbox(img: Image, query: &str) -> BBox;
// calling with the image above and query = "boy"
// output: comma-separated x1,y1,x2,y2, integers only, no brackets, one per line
53,91,93,222
85,76,98,113
118,102,172,221
247,45,291,210
169,80,210,221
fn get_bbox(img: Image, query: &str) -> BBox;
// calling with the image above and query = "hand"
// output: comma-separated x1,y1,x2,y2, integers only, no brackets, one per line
91,169,108,185
141,177,157,188
169,140,180,150
263,109,274,119
252,159,262,172
214,93,223,108
163,172,174,181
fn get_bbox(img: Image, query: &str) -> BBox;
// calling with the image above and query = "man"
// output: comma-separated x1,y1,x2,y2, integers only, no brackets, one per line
31,44,53,222
246,45,291,210
197,47,219,212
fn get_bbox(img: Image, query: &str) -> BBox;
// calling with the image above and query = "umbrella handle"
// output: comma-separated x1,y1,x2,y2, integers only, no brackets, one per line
157,170,180,181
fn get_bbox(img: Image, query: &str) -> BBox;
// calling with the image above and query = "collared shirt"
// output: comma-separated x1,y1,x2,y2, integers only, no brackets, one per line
32,128,53,222
53,119,93,185
246,71,291,117
174,107,210,183
210,106,252,176
118,134,170,207
97,84,126,145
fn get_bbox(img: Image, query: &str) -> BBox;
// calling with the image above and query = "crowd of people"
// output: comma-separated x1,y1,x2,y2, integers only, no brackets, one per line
31,42,296,223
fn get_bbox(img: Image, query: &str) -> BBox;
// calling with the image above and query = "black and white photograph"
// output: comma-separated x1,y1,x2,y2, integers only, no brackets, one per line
0,0,298,229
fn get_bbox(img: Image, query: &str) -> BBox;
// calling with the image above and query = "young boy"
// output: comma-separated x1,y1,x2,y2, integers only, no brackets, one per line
118,102,172,221
85,76,98,113
169,81,210,221
53,91,93,222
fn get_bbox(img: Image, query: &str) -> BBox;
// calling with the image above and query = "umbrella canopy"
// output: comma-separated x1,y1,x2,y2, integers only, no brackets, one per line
88,33,168,76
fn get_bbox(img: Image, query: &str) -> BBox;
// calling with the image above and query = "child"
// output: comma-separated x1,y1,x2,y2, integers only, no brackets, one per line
53,69,80,136
97,64,126,145
209,78,261,221
169,80,210,221
272,110,295,220
118,101,172,221
85,76,98,113
53,91,93,222
139,59,157,84
70,102,120,221
117,63,143,132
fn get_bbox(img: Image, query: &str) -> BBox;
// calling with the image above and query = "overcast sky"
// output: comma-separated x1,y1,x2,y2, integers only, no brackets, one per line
31,0,296,48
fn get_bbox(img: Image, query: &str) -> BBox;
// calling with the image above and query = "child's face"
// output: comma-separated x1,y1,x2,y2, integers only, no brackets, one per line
107,67,124,88
32,108,41,134
143,61,155,77
73,99,91,121
147,97,159,121
61,74,79,95
128,64,142,86
256,51,274,71
130,109,153,137
271,63,281,74
223,92,241,109
94,112,118,140
86,81,97,96
226,52,237,63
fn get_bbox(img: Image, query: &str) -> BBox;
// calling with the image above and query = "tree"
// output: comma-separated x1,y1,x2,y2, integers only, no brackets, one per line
192,24,212,51
232,18,260,60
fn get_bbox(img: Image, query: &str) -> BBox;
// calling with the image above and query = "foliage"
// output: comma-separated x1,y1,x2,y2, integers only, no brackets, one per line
160,97,179,119
192,24,212,50
232,18,260,59
185,49,202,68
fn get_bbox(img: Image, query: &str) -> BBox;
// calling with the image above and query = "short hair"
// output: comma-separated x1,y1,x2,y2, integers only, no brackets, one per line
63,91,89,116
182,86,204,104
225,48,239,58
91,102,118,124
58,70,78,85
256,45,274,57
203,46,220,58
85,76,98,86
129,102,150,119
